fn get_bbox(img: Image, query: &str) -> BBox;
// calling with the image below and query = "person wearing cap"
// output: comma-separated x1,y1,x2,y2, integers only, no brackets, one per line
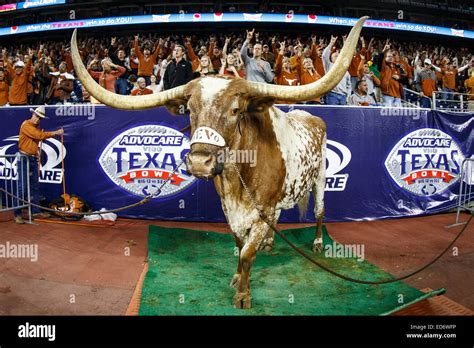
3,54,33,105
414,58,437,108
14,106,64,224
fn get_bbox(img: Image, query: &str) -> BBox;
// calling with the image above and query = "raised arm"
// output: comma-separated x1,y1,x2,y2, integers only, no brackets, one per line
240,29,254,64
185,36,198,62
134,35,143,60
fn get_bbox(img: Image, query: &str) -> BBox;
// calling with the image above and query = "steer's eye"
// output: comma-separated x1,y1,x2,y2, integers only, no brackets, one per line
231,108,240,116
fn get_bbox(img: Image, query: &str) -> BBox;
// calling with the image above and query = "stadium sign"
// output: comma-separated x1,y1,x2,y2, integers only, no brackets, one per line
98,125,196,198
384,128,464,197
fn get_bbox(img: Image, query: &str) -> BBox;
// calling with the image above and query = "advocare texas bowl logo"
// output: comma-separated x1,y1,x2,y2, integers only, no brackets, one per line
0,135,66,183
384,128,464,196
98,125,196,198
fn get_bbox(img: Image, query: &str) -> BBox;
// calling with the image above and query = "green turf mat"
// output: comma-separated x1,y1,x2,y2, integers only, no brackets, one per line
139,225,441,315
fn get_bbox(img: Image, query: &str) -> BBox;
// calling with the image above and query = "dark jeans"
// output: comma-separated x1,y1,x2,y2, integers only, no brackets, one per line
420,96,432,108
48,97,62,105
326,92,347,105
115,78,129,95
14,154,41,216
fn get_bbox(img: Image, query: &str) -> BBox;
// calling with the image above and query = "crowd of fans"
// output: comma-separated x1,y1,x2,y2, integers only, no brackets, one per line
1,30,473,109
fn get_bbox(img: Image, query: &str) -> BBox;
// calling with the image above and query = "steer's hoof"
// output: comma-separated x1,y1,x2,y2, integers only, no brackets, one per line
312,239,323,253
229,274,241,288
233,292,251,309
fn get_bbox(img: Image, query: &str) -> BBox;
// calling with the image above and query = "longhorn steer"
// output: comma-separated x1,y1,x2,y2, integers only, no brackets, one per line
71,17,367,309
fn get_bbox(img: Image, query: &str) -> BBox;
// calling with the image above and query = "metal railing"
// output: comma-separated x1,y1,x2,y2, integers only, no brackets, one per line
433,91,474,113
447,157,474,227
0,154,31,223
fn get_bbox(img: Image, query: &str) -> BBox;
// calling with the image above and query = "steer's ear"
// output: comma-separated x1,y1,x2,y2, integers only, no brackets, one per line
245,96,276,114
165,99,189,116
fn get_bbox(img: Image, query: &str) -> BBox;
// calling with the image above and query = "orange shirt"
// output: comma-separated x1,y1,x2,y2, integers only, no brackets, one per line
380,58,403,98
18,120,55,156
310,44,325,77
186,41,215,72
131,88,153,96
348,48,366,77
88,66,125,92
419,70,437,97
464,76,474,100
296,56,321,103
0,80,9,106
5,60,32,105
134,39,161,77
274,53,299,86
441,68,457,90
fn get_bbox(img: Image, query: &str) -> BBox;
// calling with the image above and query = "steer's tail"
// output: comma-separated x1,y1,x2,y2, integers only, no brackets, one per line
297,192,310,220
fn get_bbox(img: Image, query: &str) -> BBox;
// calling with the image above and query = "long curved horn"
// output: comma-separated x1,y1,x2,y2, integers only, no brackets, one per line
246,16,368,101
70,29,186,110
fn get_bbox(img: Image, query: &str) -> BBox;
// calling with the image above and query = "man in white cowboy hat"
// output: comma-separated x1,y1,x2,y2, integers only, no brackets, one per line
2,52,33,105
14,106,64,223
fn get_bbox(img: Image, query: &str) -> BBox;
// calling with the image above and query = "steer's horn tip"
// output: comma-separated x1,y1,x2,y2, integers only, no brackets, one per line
71,29,77,42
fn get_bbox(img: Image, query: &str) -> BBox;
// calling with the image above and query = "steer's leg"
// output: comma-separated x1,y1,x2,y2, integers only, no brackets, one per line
259,209,280,252
233,221,266,309
312,157,326,253
230,234,244,288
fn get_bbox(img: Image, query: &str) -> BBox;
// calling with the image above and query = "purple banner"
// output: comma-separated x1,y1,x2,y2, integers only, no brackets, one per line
0,105,472,222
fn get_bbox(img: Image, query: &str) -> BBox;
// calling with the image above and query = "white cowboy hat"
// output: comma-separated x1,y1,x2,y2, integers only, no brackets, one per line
14,61,25,68
29,106,48,119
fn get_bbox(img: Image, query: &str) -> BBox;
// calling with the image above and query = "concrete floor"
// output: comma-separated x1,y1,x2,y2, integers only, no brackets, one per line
0,212,472,314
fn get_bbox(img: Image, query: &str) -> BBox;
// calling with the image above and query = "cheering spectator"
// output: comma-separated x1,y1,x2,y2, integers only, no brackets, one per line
357,53,380,100
185,36,215,72
209,37,223,71
435,59,472,101
109,37,133,95
219,55,245,78
310,35,325,77
3,57,33,106
465,69,474,110
414,58,437,108
163,45,193,90
240,29,274,83
348,37,367,91
44,62,74,104
323,36,351,105
87,57,126,92
274,41,299,86
349,79,376,106
379,40,403,107
134,35,161,86
193,55,216,78
262,43,275,68
0,69,9,106
131,77,153,95
127,47,139,76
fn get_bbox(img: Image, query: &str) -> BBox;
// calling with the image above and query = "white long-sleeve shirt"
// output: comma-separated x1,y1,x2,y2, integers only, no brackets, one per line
322,45,352,96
